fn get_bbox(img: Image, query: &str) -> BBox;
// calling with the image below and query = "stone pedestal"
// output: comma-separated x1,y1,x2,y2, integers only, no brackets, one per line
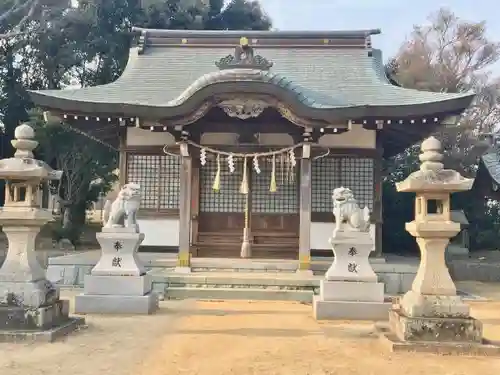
75,229,158,314
313,231,390,320
0,221,84,342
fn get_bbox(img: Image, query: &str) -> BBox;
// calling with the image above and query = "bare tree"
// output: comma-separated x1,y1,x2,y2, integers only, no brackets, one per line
389,8,500,175
0,0,70,38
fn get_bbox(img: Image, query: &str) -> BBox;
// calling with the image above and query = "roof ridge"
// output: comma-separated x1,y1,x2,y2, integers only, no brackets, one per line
131,27,381,39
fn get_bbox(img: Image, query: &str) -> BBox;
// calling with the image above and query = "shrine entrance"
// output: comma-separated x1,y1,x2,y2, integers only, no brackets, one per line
197,160,246,257
249,156,299,259
195,154,299,259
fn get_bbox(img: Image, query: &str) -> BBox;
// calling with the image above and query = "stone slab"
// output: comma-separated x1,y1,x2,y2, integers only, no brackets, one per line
46,265,79,285
83,274,152,296
0,299,69,330
320,280,384,302
74,292,158,314
313,295,391,321
0,317,86,343
389,308,482,343
47,252,418,295
165,287,314,302
375,324,500,356
295,269,314,277
174,266,191,274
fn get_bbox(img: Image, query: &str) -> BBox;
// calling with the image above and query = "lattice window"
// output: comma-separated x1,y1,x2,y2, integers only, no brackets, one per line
199,159,245,213
312,157,374,213
312,157,339,212
341,158,374,211
159,155,181,209
126,154,180,210
251,157,299,213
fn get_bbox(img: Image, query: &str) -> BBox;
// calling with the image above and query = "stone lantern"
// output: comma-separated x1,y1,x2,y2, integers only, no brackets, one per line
0,123,84,342
378,136,499,354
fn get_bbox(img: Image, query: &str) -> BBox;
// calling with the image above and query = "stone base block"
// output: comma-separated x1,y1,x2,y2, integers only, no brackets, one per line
295,269,314,277
84,274,152,296
389,308,482,342
0,317,86,343
313,295,391,321
399,290,470,318
0,279,60,307
74,293,158,314
174,266,191,274
0,299,70,330
375,324,500,356
320,280,384,302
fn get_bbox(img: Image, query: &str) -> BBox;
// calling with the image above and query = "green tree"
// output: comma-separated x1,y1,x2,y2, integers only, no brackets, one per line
0,0,71,39
0,0,273,243
31,113,118,243
384,8,500,253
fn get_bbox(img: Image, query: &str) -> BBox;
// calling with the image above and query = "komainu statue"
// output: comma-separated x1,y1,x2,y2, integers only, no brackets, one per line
332,187,370,238
102,183,141,232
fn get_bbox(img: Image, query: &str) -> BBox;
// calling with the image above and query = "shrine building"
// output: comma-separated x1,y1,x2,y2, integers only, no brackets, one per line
473,134,500,200
28,28,474,271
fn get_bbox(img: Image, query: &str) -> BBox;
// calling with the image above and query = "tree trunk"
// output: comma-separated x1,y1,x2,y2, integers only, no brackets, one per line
62,205,72,230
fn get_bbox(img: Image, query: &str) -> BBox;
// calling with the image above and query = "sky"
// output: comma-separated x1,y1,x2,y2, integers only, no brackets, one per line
258,0,500,70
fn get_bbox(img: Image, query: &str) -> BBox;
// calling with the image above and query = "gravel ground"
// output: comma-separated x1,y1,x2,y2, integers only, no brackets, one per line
0,292,195,375
137,299,500,375
1,283,500,375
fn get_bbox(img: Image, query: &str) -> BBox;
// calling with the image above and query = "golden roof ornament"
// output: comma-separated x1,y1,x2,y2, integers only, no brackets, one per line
239,36,249,46
215,36,273,70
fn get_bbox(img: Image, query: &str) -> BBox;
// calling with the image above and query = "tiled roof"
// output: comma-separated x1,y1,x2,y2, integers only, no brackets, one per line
28,29,474,119
480,145,500,185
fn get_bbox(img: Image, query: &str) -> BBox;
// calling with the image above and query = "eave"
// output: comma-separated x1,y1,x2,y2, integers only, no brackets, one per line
28,84,474,125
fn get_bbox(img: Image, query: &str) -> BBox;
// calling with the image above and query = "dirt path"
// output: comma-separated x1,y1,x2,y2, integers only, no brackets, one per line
2,288,500,375
137,299,500,375
0,292,195,375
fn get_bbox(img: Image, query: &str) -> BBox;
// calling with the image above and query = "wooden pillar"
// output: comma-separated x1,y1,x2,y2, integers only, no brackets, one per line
177,143,192,271
298,144,312,273
372,132,384,257
190,162,200,256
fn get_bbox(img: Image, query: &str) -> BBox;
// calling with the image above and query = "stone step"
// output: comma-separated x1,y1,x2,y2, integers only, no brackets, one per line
152,272,319,290
163,286,314,302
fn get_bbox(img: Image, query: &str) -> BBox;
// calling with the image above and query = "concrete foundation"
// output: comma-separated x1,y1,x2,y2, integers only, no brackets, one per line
0,299,86,342
313,280,391,320
0,317,85,343
319,280,385,302
376,316,500,356
45,252,418,295
389,307,482,342
74,292,158,314
84,274,153,296
313,295,391,320
75,274,158,314
375,305,500,355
